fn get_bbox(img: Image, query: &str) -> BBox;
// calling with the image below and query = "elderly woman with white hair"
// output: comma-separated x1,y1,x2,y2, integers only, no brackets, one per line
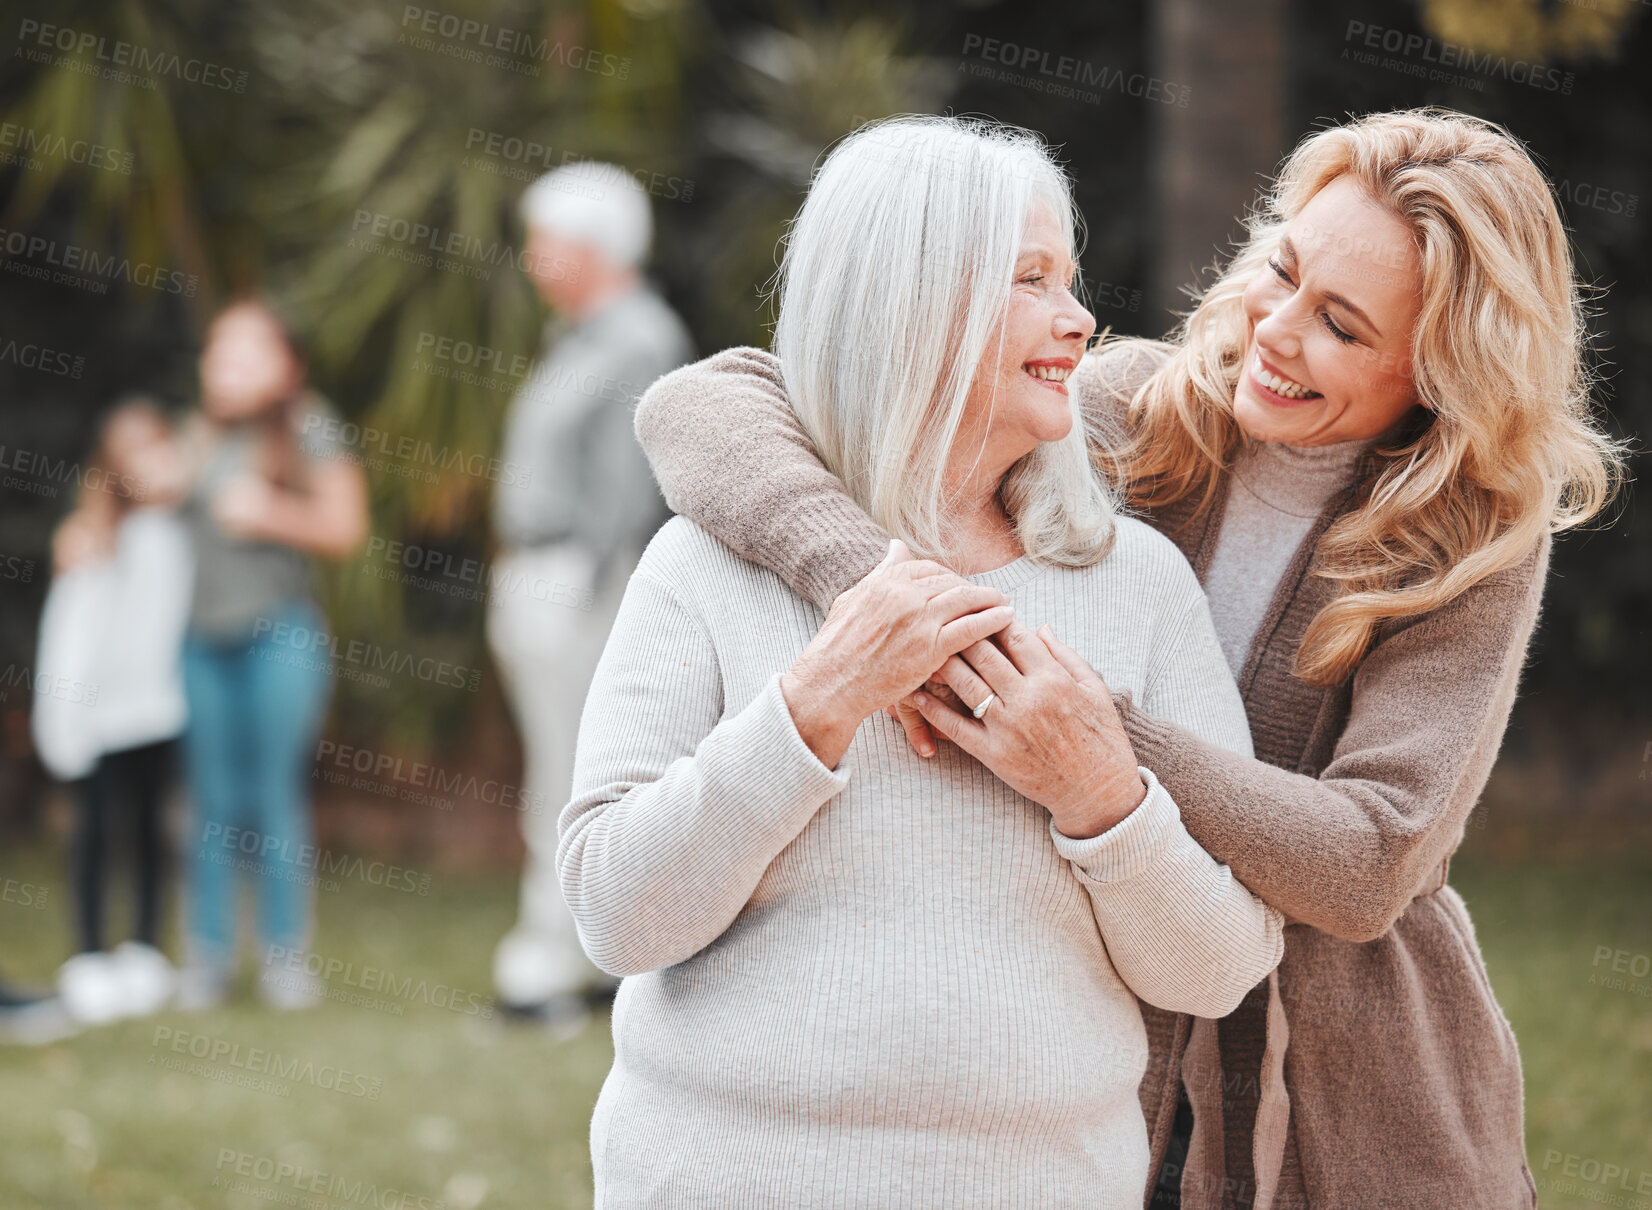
560,117,1283,1206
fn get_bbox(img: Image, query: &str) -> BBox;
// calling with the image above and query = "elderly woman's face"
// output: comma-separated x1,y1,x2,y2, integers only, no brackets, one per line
962,201,1095,469
1235,175,1425,446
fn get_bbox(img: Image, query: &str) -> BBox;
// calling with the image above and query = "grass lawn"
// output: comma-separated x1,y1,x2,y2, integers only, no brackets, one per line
1449,854,1652,1208
0,848,611,1210
0,842,1647,1210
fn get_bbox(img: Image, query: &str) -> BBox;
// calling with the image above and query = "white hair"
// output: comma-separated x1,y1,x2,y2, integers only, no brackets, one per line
772,115,1116,568
519,161,652,267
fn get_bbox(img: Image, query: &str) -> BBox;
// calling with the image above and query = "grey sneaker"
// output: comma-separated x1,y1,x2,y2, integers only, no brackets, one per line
173,963,231,1012
0,997,80,1045
500,992,591,1041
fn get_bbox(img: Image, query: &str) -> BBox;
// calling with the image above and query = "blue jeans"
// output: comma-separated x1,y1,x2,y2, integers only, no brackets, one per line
181,601,332,971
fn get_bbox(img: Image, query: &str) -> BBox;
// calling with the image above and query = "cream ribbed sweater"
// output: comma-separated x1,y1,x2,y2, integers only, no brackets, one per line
560,515,1284,1209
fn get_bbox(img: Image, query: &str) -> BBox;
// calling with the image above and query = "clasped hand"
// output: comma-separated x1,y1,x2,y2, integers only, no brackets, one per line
893,620,1147,839
780,539,1146,839
780,540,1016,771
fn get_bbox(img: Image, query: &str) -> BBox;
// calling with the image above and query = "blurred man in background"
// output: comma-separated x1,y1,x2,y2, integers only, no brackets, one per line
488,160,693,1027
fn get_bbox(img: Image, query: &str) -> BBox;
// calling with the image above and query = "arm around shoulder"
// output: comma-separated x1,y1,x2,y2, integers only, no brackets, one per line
1118,535,1552,941
1074,337,1173,476
632,347,889,610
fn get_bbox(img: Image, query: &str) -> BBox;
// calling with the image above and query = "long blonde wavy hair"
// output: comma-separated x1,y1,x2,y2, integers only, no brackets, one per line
1116,107,1626,686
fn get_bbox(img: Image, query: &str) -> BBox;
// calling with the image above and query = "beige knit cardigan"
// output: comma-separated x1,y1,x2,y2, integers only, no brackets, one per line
633,344,1545,1210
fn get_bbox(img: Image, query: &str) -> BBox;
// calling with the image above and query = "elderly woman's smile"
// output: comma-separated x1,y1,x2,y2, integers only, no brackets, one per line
1023,358,1075,389
958,199,1095,475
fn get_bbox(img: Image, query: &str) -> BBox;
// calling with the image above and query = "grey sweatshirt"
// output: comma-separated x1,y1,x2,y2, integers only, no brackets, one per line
560,514,1284,1208
494,284,694,577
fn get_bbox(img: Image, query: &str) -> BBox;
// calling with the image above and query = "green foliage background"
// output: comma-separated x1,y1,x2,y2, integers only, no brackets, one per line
0,0,1645,761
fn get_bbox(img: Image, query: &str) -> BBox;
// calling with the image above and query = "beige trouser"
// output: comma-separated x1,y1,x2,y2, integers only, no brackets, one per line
485,541,631,1004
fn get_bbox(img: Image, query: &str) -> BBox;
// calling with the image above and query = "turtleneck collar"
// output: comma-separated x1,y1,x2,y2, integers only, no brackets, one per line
1229,436,1372,520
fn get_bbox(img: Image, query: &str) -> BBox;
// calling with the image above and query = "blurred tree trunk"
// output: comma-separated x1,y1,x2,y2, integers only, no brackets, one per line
1148,0,1290,323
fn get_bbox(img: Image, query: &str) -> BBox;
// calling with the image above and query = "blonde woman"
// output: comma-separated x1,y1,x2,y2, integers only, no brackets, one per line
633,108,1624,1209
562,117,1285,1206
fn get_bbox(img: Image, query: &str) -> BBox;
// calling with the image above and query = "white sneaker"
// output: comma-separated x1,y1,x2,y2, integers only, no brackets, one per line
56,952,126,1025
111,942,176,1018
258,958,322,1011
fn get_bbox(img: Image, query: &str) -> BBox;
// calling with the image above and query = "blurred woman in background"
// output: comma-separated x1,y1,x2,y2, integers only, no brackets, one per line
633,109,1625,1209
171,300,367,1011
33,398,193,1026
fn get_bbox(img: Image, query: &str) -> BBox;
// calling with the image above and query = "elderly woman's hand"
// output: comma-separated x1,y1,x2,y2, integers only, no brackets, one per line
781,540,1016,769
903,619,1146,839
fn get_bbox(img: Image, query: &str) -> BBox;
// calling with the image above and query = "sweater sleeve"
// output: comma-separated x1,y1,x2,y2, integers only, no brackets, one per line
632,347,888,610
632,343,1164,609
1117,536,1551,943
557,566,852,976
120,510,195,689
1050,589,1283,1018
30,566,107,780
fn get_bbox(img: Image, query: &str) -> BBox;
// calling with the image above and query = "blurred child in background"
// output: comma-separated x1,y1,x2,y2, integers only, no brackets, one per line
33,398,193,1025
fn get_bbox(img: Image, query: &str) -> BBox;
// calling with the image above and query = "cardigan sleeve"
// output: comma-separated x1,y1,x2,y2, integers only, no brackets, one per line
1116,535,1551,943
632,342,1165,609
633,347,887,611
557,566,852,976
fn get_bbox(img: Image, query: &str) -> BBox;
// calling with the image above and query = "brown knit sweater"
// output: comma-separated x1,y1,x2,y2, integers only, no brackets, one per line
633,345,1544,1210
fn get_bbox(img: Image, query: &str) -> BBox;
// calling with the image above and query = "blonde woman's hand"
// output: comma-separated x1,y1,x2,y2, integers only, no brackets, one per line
904,619,1146,838
781,540,1016,769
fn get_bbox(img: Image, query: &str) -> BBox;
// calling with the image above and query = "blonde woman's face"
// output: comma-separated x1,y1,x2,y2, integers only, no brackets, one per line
959,201,1096,476
1235,175,1424,446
